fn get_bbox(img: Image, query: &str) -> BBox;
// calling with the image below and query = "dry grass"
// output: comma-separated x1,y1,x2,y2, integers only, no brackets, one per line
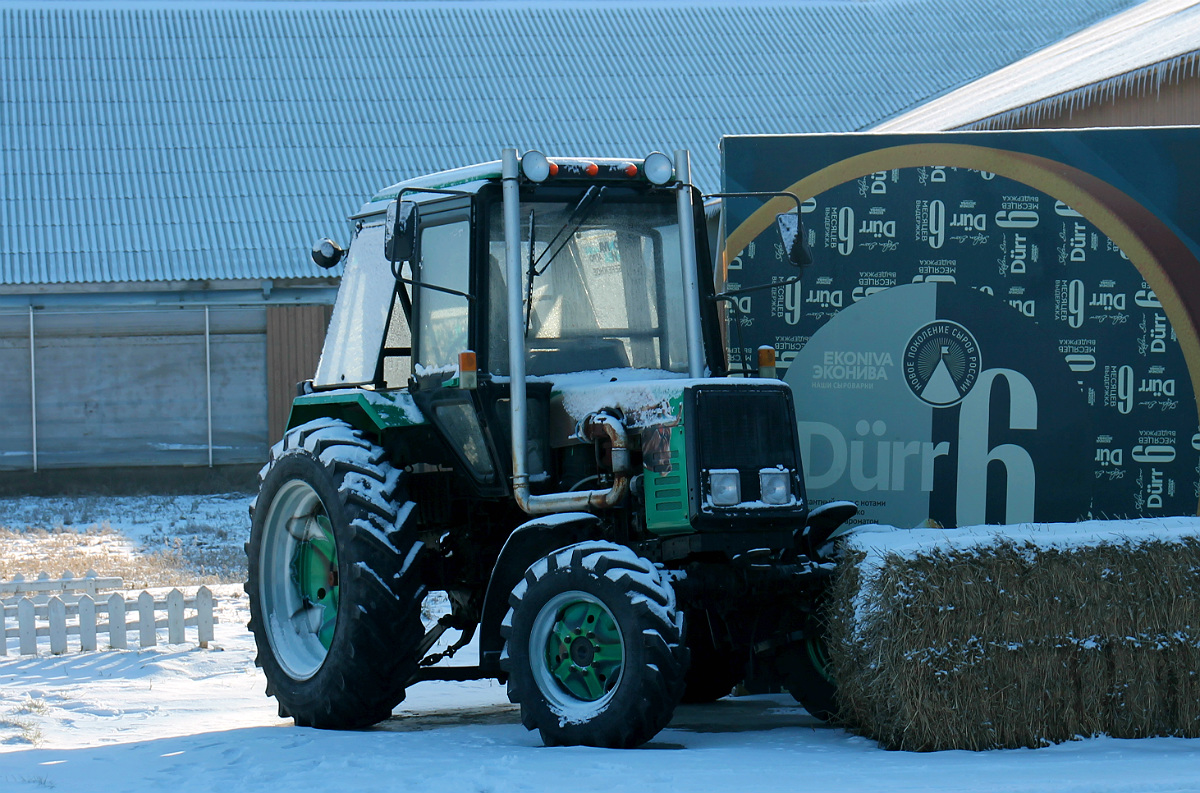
828,538,1200,751
0,700,48,746
0,715,43,746
0,493,250,590
0,523,245,591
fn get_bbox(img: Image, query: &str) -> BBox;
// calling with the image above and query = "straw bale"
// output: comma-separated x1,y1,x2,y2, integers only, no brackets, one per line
827,535,1200,751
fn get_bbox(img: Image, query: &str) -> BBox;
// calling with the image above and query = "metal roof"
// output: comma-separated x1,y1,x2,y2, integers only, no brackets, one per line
876,0,1200,131
0,0,1141,286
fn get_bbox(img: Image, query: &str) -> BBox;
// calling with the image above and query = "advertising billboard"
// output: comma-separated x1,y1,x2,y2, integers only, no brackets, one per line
720,128,1200,527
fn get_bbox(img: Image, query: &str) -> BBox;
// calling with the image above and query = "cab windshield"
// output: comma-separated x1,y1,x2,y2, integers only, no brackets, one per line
487,190,689,376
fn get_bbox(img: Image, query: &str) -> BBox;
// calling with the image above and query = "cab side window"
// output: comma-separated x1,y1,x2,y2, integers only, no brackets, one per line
415,219,471,367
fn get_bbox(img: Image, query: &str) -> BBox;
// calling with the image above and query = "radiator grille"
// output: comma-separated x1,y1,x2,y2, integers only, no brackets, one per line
692,387,797,502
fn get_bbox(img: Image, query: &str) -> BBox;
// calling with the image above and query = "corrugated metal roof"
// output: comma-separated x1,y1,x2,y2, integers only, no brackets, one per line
0,0,1141,286
876,0,1200,131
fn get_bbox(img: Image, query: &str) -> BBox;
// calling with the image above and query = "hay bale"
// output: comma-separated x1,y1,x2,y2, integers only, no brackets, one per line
828,519,1200,751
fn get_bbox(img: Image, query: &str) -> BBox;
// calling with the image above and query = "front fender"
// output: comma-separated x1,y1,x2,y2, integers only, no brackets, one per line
288,389,426,436
477,513,602,673
801,500,859,560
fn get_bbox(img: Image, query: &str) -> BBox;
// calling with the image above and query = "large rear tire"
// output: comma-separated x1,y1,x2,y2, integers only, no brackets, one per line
246,418,425,729
501,541,689,748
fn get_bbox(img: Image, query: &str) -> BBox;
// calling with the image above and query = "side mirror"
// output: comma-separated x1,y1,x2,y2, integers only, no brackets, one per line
385,200,420,263
311,237,344,269
775,212,812,267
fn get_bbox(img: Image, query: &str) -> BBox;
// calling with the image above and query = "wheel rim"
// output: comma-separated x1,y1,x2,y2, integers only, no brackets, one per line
806,630,833,684
529,590,624,716
259,478,339,681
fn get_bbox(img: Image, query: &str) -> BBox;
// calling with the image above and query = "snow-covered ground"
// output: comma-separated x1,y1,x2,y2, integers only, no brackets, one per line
0,493,253,588
0,492,254,554
2,495,1200,792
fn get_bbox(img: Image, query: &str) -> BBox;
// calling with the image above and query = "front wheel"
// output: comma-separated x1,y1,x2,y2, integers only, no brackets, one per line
501,541,689,748
782,613,837,721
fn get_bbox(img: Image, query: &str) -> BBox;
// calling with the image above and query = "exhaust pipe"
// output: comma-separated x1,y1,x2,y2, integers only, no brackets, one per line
502,148,631,515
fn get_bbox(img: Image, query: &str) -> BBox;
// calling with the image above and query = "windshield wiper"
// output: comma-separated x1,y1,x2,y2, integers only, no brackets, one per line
524,209,536,336
531,186,606,276
523,186,607,338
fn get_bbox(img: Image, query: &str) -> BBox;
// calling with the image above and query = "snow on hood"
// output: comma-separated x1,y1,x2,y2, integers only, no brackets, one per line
543,369,743,428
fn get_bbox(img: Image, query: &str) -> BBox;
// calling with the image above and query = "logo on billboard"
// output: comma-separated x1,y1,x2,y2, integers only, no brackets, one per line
903,321,981,406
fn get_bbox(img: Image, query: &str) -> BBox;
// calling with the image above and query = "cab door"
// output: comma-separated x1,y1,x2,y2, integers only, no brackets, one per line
410,202,508,496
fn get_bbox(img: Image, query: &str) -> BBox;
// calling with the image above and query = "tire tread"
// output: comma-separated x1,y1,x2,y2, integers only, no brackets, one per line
500,541,688,748
246,417,425,730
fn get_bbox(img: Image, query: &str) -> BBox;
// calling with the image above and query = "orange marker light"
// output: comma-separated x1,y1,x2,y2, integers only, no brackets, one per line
623,163,638,177
584,162,599,177
459,350,478,390
548,162,559,176
757,346,777,379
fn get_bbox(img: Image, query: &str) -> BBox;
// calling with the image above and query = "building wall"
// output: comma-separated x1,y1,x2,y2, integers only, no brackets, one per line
0,304,269,472
0,310,34,470
1021,74,1200,129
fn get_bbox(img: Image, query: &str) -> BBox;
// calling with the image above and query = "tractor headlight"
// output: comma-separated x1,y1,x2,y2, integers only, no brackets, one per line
708,470,741,506
759,468,792,505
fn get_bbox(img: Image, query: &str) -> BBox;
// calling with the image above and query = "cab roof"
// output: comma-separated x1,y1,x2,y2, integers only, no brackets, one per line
354,155,662,219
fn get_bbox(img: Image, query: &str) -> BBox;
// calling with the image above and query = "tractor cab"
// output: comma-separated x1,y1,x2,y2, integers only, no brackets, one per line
312,151,719,384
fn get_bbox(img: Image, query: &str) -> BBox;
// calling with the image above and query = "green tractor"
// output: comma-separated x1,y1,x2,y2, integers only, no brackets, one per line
245,148,857,748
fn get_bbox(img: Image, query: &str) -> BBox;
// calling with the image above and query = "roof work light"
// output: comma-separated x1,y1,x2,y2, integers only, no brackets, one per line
643,151,674,185
521,150,554,182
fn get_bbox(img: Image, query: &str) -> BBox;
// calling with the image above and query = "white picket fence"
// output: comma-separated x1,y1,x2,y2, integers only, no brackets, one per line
1,571,218,656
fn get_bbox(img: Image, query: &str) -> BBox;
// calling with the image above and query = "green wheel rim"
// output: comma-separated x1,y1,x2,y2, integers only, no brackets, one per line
530,590,625,716
545,599,623,701
291,514,339,650
259,479,340,681
806,630,833,684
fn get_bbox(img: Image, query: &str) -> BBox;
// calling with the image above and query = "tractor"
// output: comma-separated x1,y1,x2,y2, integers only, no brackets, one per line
245,148,857,748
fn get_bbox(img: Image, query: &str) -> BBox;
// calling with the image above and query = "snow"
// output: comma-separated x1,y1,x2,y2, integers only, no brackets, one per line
3,598,1199,793
2,497,1200,791
398,538,422,578
552,372,792,430
353,561,399,601
395,500,416,530
317,442,375,469
845,516,1200,559
532,368,691,387
843,516,1200,633
150,444,234,452
511,512,596,531
413,361,459,378
302,388,425,426
349,516,394,549
551,369,695,427
0,493,252,548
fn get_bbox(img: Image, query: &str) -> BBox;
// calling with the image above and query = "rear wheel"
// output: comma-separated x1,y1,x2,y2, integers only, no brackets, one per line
502,541,689,747
246,418,425,729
